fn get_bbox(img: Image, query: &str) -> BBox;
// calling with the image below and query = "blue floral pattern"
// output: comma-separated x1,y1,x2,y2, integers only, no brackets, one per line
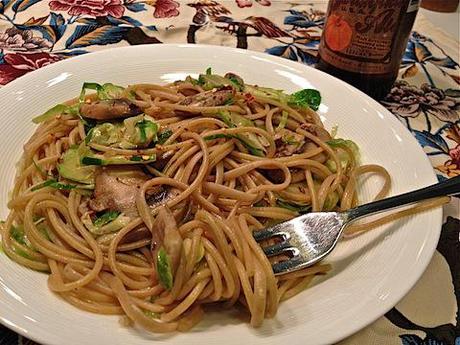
402,32,460,86
266,8,323,64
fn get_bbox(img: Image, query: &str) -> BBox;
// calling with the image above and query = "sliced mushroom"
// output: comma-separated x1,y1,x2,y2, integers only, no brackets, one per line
89,167,150,218
274,128,306,158
173,80,201,97
151,206,183,274
299,124,331,163
149,150,175,172
291,169,307,183
120,226,151,245
260,168,304,185
89,167,179,218
179,88,200,97
179,86,235,108
80,99,142,120
145,185,180,209
260,168,285,184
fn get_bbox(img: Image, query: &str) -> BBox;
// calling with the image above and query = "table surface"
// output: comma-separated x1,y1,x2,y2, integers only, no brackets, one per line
0,1,458,345
420,7,460,40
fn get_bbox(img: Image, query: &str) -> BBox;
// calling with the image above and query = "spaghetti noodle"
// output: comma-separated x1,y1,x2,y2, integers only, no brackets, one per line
0,71,446,333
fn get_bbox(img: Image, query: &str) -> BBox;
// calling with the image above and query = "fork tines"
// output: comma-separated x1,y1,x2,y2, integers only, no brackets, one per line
252,227,303,275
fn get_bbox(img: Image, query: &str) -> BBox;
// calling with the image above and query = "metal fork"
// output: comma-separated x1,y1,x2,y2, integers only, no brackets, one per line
253,176,460,275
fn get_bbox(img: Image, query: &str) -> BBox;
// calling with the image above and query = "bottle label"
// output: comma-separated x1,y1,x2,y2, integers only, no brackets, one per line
319,0,419,74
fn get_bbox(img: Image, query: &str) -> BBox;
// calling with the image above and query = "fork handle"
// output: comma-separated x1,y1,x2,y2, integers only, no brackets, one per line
347,175,460,220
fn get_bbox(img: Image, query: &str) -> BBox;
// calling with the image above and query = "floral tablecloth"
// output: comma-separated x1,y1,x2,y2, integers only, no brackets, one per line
0,1,458,344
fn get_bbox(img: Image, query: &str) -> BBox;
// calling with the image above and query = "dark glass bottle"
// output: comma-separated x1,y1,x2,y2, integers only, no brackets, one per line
317,0,420,100
421,0,459,12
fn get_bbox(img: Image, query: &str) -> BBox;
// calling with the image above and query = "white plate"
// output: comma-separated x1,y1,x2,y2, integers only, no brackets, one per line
0,44,441,345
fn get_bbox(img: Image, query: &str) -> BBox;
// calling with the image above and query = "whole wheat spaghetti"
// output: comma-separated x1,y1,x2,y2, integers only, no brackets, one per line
1,70,446,333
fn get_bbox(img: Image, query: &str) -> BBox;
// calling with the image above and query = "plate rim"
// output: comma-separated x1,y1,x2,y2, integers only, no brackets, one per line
0,43,442,345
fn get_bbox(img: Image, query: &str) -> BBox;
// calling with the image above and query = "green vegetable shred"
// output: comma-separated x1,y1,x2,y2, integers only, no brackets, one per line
157,247,173,290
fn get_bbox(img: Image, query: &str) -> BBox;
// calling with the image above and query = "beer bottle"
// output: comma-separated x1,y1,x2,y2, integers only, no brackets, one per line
421,0,459,12
317,0,420,100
